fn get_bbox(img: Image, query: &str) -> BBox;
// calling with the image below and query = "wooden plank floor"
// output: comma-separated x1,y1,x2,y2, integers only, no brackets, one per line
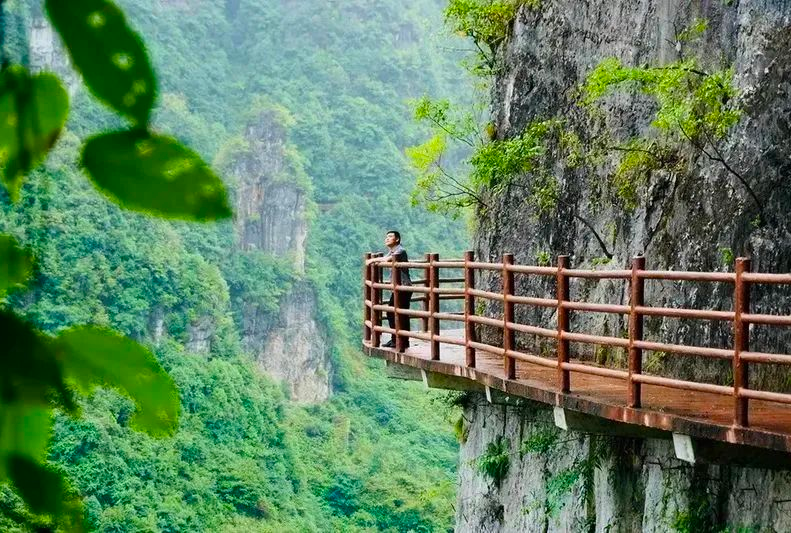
365,329,791,453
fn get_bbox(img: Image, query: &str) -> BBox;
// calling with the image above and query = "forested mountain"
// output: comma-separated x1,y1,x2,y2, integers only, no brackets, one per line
0,0,468,530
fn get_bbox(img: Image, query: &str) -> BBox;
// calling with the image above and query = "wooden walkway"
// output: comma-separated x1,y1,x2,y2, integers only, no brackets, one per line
362,250,791,454
364,329,791,453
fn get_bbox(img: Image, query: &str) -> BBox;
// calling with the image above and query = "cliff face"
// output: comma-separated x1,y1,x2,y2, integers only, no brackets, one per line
457,397,791,532
475,0,791,388
229,112,331,403
233,112,308,273
29,16,78,93
460,1,791,530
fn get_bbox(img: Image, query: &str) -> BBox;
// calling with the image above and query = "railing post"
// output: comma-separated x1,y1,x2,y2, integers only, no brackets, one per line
628,256,645,408
422,253,431,332
371,254,382,348
429,253,440,360
393,258,406,353
364,252,372,343
503,253,516,379
556,255,570,392
464,250,476,367
734,257,751,427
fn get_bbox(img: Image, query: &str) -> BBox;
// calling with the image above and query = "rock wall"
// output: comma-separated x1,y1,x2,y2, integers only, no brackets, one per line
249,284,331,404
457,396,791,532
460,1,791,529
232,111,308,273
229,111,331,403
475,0,791,389
29,16,79,94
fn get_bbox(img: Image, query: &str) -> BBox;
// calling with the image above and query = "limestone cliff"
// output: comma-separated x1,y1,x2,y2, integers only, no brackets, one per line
232,111,308,273
457,396,791,532
476,0,791,389
459,1,791,530
228,111,331,403
29,15,78,94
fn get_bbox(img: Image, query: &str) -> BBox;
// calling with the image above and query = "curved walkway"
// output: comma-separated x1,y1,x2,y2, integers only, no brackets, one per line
364,329,791,453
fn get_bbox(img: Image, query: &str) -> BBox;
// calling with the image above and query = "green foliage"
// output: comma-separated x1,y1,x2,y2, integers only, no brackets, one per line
46,0,156,125
577,24,746,213
82,130,231,220
54,327,179,436
0,0,236,523
536,251,551,267
0,67,69,198
719,247,735,266
444,0,520,70
528,173,559,216
470,120,549,191
412,96,477,141
476,436,510,487
409,96,554,216
0,235,32,296
676,18,708,44
519,428,558,456
582,57,740,141
2,0,467,529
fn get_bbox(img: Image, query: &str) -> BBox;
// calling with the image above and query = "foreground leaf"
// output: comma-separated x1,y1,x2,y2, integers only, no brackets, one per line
82,130,232,220
0,234,33,295
0,67,69,197
46,0,155,125
7,455,85,530
54,327,179,436
0,405,52,480
0,310,75,412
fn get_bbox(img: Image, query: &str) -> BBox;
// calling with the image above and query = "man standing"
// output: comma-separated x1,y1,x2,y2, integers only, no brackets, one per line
376,230,412,349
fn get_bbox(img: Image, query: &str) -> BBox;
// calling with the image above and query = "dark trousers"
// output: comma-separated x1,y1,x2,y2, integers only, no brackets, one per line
387,291,412,339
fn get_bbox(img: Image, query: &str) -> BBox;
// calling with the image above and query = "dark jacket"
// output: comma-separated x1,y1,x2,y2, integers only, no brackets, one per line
383,244,412,286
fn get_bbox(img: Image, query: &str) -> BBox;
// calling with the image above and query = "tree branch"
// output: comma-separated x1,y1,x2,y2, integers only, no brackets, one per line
678,122,765,224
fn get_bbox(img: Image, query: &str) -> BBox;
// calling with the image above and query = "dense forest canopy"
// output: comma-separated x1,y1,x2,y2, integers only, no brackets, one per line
0,0,470,530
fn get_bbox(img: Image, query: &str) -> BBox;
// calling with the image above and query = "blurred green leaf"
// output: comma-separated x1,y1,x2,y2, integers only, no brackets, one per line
45,0,156,125
81,130,232,220
0,234,33,295
8,455,65,515
7,454,85,530
0,406,52,480
0,67,69,198
54,326,179,436
0,310,75,413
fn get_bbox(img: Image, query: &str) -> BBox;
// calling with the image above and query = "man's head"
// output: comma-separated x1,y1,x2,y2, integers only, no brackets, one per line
385,230,401,248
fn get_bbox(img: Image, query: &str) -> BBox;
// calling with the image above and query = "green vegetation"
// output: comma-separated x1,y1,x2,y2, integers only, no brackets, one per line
1,0,236,525
476,436,510,487
1,0,468,530
579,20,757,218
444,0,539,73
408,94,555,216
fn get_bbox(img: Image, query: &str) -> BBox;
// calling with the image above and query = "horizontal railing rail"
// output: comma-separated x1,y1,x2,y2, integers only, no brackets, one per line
362,250,791,429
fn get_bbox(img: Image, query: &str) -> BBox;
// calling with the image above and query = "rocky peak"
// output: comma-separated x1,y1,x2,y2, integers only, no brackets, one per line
231,111,308,273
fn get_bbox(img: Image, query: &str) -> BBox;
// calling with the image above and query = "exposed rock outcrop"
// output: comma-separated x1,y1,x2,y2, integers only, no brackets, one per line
459,1,791,529
231,111,308,273
228,111,330,402
473,0,791,388
457,396,791,532
250,284,331,404
29,16,78,94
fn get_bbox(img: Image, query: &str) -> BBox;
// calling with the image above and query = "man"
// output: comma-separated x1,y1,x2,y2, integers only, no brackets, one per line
374,230,412,349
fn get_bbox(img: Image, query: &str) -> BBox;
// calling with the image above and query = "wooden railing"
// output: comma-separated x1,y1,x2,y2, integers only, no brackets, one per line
362,251,791,429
